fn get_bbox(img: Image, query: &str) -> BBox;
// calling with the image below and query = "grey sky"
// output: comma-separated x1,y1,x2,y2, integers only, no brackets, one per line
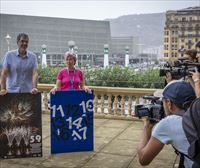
1,0,199,20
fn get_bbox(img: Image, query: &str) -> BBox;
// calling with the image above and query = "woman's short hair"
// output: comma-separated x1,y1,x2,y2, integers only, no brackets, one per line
64,52,77,64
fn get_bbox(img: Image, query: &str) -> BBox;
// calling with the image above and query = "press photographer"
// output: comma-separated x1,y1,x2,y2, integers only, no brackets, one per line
159,58,200,80
137,81,196,168
159,49,200,87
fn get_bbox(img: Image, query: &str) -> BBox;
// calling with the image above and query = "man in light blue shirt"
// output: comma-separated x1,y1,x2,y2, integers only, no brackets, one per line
0,33,39,94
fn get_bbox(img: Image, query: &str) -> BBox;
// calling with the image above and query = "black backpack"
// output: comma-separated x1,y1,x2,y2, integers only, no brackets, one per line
182,98,200,168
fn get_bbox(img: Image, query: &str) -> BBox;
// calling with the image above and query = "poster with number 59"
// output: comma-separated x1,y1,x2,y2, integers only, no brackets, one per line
0,93,42,159
50,90,94,154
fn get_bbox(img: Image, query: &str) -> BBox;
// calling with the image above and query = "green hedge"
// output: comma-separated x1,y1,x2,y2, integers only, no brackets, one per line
38,65,165,89
85,65,164,88
38,65,60,84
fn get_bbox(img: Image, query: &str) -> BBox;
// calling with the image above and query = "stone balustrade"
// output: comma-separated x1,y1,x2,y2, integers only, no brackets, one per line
38,84,158,120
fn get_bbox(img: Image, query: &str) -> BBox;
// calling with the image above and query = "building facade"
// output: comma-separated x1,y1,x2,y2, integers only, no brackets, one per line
110,36,139,65
0,14,111,66
111,36,139,58
164,7,200,60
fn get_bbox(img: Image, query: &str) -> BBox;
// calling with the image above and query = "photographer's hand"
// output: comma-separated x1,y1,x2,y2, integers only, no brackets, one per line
143,118,155,129
137,118,164,166
165,72,173,84
191,67,200,82
191,68,200,98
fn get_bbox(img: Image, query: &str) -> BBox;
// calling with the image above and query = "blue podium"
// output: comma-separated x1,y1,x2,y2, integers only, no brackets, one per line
50,90,94,154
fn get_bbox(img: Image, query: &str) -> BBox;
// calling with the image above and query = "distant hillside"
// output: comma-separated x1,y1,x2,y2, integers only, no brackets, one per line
106,13,166,48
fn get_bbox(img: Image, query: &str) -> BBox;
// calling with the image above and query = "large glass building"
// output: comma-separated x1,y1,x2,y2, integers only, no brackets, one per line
0,14,111,66
1,14,140,67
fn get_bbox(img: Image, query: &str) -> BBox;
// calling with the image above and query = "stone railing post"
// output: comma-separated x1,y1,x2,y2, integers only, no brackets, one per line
100,94,104,114
128,96,133,116
94,95,98,113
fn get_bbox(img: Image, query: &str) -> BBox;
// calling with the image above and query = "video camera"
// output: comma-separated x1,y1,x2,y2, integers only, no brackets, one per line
159,58,200,79
134,96,165,123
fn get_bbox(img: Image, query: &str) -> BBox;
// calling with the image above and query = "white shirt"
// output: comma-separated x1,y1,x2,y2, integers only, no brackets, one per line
152,115,193,168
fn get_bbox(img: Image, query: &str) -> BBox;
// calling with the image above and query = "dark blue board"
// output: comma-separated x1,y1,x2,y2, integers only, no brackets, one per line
50,90,94,154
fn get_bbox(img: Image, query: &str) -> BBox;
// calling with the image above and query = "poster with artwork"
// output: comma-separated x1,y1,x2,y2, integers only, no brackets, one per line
0,93,42,159
50,90,94,154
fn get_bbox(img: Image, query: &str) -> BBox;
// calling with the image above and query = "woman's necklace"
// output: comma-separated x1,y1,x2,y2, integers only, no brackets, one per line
67,68,76,89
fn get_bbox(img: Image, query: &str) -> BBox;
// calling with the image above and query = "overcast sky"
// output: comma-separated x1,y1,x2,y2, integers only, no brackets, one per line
1,0,199,20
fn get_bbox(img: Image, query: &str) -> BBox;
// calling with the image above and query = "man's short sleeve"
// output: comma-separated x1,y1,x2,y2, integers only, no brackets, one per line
33,54,38,70
2,52,9,68
152,118,172,144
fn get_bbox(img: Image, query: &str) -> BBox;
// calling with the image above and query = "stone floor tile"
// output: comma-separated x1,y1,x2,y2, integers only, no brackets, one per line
94,119,109,127
101,120,133,128
94,127,124,139
38,151,95,168
94,137,113,152
0,156,48,168
131,122,144,130
0,162,37,168
82,153,132,168
101,139,139,156
117,125,143,141
128,156,175,168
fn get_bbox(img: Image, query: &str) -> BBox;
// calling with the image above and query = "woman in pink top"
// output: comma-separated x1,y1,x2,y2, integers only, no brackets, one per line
50,52,90,93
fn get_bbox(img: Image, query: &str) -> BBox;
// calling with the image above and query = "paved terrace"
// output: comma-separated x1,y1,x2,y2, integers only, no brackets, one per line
0,114,178,168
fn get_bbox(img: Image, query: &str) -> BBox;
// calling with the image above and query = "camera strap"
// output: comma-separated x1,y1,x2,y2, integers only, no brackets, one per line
172,145,190,168
67,68,76,89
172,111,190,168
174,111,185,117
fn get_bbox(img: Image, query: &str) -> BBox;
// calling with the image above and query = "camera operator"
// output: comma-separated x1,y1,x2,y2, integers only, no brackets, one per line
137,81,196,168
165,49,198,86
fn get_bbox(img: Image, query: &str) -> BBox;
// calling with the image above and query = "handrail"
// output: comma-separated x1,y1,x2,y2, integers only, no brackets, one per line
38,84,160,121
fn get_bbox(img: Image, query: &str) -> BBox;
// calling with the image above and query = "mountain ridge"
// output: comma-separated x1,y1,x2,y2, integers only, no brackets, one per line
106,13,166,48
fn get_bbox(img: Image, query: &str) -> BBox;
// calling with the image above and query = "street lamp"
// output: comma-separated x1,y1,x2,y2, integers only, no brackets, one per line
68,40,75,53
125,46,129,67
104,44,109,68
74,45,79,66
5,34,11,51
41,44,47,67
